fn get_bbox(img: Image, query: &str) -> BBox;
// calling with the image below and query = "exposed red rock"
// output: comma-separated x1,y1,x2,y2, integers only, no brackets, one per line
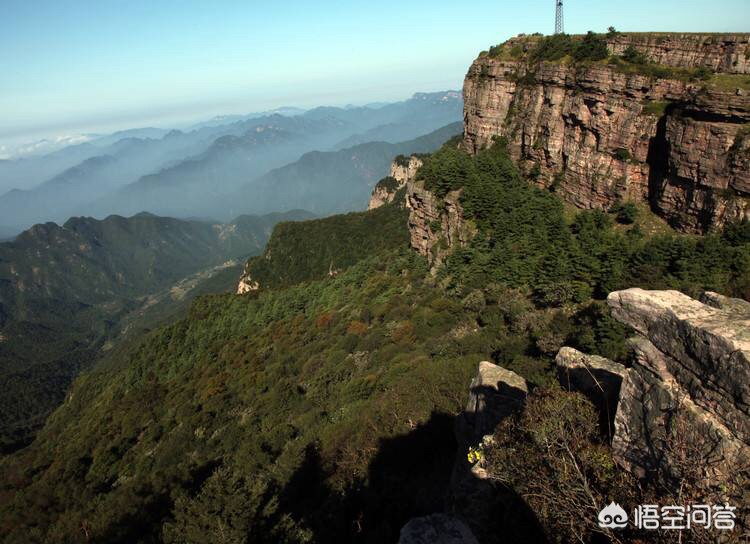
463,33,750,232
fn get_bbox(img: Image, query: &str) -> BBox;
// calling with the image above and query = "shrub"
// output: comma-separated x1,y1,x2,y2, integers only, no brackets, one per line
393,154,411,167
642,100,670,117
375,176,400,192
621,45,647,64
530,33,575,62
692,66,713,81
572,32,609,62
613,148,632,162
163,467,311,544
612,202,639,224
346,320,369,336
488,44,502,57
485,388,639,543
509,45,524,58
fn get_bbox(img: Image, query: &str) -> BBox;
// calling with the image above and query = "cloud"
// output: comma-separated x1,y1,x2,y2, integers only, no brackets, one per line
1,134,93,159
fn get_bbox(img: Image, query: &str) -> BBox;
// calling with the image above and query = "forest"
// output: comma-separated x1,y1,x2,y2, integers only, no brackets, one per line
0,139,748,544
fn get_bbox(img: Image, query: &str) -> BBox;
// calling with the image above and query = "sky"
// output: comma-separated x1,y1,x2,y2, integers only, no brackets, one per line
0,0,748,153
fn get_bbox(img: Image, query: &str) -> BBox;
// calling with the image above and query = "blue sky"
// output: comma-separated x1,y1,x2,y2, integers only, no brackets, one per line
1,0,747,147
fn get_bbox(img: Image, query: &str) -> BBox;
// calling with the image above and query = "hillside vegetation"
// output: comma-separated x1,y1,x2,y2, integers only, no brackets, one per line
242,197,409,289
0,211,310,452
1,139,748,543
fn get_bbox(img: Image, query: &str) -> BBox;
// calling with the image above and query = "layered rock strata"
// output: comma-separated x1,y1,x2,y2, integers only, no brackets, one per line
367,153,476,270
463,33,750,232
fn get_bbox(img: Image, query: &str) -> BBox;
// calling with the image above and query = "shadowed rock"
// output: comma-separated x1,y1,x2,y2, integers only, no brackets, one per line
448,362,529,542
461,361,528,444
398,514,479,544
555,347,626,438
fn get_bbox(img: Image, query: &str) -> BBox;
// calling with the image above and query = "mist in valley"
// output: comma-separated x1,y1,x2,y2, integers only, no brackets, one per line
0,92,462,236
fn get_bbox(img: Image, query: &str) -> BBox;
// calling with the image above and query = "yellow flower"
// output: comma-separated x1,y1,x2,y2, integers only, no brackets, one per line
467,447,484,464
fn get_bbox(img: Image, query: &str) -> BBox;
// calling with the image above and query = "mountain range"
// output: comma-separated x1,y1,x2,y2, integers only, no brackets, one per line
0,92,462,234
0,209,311,452
1,31,750,544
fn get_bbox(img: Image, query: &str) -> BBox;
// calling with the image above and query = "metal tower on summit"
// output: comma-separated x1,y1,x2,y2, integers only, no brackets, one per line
555,0,564,34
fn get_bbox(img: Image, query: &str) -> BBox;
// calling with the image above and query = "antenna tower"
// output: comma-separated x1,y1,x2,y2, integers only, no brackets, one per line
555,0,564,35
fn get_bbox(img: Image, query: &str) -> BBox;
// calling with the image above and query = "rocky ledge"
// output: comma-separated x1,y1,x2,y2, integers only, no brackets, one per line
558,288,749,493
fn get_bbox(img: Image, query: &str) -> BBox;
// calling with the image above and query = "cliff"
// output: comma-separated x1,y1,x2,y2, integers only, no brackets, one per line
463,32,750,232
367,153,476,271
406,183,475,271
368,155,423,210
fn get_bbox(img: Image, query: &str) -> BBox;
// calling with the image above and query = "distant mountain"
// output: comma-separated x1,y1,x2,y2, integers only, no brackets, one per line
188,106,307,129
93,98,462,220
217,122,463,219
0,134,94,160
0,155,122,229
88,127,171,147
0,142,103,194
94,116,353,218
0,115,292,197
0,119,302,230
0,91,462,229
0,209,312,451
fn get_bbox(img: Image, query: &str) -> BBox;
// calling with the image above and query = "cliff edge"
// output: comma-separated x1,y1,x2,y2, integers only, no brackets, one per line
463,32,750,232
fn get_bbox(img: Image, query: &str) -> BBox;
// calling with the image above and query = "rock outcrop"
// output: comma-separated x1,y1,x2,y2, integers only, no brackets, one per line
367,153,476,270
607,288,750,481
448,362,527,541
556,289,750,494
605,33,750,75
398,514,479,544
463,33,750,232
399,362,527,544
406,183,476,271
236,261,261,294
459,361,528,445
555,347,627,436
368,155,423,210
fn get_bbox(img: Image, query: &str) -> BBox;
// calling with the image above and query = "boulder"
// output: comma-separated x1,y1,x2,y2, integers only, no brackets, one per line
608,288,750,442
398,514,479,544
462,361,528,444
603,288,750,491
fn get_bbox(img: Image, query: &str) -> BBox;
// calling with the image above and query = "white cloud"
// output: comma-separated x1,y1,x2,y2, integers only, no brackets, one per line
1,134,93,159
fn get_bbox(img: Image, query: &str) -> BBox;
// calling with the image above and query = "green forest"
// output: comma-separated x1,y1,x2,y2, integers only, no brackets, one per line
1,139,748,543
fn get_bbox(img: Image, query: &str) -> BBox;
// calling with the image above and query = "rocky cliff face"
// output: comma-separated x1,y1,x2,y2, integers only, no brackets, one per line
463,33,750,232
557,288,750,500
368,155,423,210
606,33,750,75
367,153,476,270
406,183,475,271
